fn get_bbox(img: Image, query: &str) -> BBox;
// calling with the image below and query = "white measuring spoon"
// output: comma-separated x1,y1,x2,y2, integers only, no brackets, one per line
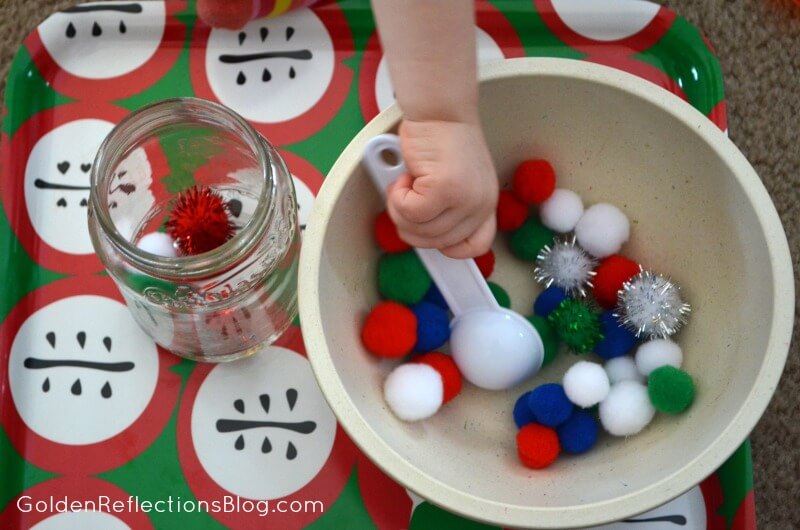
363,134,543,390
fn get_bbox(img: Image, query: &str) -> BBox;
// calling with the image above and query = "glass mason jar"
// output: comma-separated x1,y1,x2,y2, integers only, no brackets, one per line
88,98,299,362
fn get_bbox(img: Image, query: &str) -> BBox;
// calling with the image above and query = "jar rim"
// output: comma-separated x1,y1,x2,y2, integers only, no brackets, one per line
89,97,275,279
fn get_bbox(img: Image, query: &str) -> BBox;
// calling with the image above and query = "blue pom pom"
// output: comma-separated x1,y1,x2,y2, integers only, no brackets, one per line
513,391,537,428
594,311,638,359
411,302,450,352
422,284,449,311
557,410,599,454
527,383,574,427
534,286,568,317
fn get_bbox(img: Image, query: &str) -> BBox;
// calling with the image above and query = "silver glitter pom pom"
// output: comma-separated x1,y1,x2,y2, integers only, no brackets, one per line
534,236,597,297
615,269,691,339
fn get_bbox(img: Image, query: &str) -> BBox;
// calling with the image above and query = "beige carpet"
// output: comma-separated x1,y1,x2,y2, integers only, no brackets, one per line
2,0,798,527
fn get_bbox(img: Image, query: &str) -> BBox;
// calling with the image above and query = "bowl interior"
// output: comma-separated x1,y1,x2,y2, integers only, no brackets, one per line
303,59,791,528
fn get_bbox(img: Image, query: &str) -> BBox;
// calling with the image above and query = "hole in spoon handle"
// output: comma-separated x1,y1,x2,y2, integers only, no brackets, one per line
363,134,406,199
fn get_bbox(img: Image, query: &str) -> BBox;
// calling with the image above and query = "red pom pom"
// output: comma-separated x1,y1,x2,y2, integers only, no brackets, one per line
166,186,235,256
414,352,463,403
513,160,556,205
474,249,495,278
496,191,529,232
197,0,253,29
361,302,417,358
374,211,411,253
516,423,560,469
593,255,641,309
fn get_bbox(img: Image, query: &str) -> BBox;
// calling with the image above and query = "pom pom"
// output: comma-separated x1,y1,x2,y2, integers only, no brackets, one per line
378,251,432,305
509,217,554,262
604,356,645,385
599,381,655,436
557,410,599,454
414,352,463,403
533,236,597,296
517,423,560,469
136,232,177,257
527,315,560,366
648,366,695,414
513,391,537,428
527,383,574,427
513,160,556,205
411,302,450,353
533,286,568,317
375,210,411,253
635,338,683,377
563,361,610,408
474,249,495,278
616,269,691,339
488,281,511,309
197,0,253,29
574,203,630,258
594,311,638,359
548,299,603,354
384,363,443,421
422,284,449,310
166,186,235,255
361,302,417,358
592,255,640,309
496,191,529,232
539,188,584,233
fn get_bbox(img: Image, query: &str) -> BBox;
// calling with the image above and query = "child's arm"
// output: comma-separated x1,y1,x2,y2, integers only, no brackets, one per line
371,0,498,258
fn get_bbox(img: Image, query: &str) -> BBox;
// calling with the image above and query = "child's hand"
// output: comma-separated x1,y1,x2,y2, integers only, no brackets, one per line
387,118,498,259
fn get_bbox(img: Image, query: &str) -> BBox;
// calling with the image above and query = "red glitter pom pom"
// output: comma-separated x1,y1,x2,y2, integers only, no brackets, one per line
414,352,463,403
593,255,641,309
197,0,252,29
474,249,495,278
374,210,411,253
361,302,417,358
496,191,529,232
517,423,560,469
513,160,556,205
166,186,235,256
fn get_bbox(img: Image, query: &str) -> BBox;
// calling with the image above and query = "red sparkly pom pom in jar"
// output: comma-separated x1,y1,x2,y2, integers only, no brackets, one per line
517,423,561,469
166,185,235,256
496,191,529,232
374,210,411,253
361,301,417,358
593,255,641,309
414,352,463,403
474,249,495,278
513,160,556,205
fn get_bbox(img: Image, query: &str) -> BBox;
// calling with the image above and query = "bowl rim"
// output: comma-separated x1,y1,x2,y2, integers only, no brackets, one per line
298,57,795,528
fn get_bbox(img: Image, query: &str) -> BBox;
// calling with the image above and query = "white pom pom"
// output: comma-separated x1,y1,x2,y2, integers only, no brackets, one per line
384,363,443,421
137,232,177,257
574,203,630,258
539,188,584,233
635,339,683,377
563,361,610,407
605,356,645,385
599,381,655,436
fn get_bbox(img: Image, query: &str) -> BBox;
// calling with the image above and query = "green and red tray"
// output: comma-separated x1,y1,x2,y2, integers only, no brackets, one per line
0,1,754,528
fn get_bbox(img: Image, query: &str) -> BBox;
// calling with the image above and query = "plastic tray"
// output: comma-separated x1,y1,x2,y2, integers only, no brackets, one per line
0,1,753,528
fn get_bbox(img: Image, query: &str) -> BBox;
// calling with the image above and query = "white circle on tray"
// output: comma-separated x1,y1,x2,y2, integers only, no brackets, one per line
107,146,157,242
8,295,160,445
551,0,660,41
190,346,337,500
37,1,166,79
31,511,131,530
205,9,335,123
374,27,505,113
587,485,706,529
292,175,315,231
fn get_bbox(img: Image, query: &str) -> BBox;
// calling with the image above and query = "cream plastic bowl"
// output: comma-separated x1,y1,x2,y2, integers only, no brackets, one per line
298,58,794,528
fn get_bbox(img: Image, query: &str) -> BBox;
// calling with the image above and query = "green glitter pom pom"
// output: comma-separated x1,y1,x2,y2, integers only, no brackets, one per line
509,217,554,261
547,299,603,354
527,315,560,366
377,251,431,305
648,366,695,414
488,281,511,309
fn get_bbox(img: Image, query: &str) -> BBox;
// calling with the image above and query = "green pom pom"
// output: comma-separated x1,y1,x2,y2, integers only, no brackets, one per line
648,366,695,414
509,217,554,261
488,281,511,309
547,299,603,353
378,251,431,305
527,315,560,366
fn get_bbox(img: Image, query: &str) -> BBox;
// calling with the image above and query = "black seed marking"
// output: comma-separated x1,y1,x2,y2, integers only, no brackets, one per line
262,68,271,82
103,336,112,352
216,419,316,434
79,198,88,207
57,198,67,207
259,394,270,414
227,199,242,217
232,316,243,334
117,170,127,179
101,381,112,398
77,331,86,349
286,26,294,41
238,31,246,45
286,388,298,411
92,21,102,37
119,20,127,33
65,4,143,14
71,379,82,395
235,434,245,450
260,27,268,41
110,183,136,195
35,179,90,191
261,436,272,453
80,163,91,173
221,324,229,338
289,66,296,79
234,398,245,414
24,358,134,372
240,307,251,319
110,201,118,209
57,161,70,174
286,441,297,460
66,22,76,38
42,378,50,392
236,71,246,85
46,332,56,348
219,50,312,63
623,515,687,525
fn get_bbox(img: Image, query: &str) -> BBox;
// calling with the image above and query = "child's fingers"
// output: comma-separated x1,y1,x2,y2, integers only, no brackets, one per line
439,215,496,259
387,175,448,224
